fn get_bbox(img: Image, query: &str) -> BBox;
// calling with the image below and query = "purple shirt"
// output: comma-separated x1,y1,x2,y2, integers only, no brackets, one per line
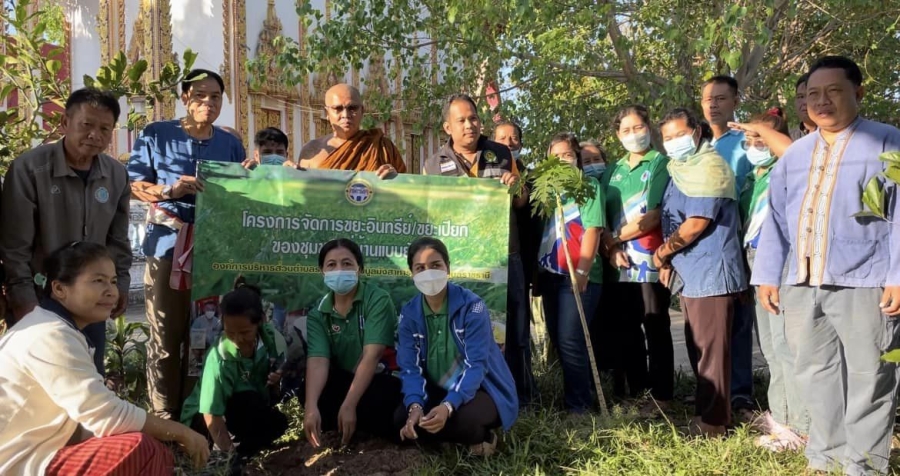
751,118,900,288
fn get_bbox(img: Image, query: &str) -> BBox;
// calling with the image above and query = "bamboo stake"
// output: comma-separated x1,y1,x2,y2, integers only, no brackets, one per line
555,194,608,416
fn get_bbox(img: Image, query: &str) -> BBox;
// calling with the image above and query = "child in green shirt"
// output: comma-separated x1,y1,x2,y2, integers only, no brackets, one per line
181,282,287,458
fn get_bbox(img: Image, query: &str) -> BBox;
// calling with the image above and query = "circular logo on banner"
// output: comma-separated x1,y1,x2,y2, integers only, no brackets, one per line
485,150,498,164
95,187,110,203
345,180,373,206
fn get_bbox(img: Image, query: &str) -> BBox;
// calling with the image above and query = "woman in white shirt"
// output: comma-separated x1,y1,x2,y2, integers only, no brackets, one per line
0,242,209,475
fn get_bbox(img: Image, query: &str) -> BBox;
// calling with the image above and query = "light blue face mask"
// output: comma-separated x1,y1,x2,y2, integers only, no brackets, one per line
260,154,286,166
583,163,606,178
663,132,697,161
323,270,358,295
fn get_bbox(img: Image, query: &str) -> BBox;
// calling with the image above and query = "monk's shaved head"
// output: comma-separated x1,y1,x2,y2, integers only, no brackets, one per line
325,83,362,106
323,83,364,139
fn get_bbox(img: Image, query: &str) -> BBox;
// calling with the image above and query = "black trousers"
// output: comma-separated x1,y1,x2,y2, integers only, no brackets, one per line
306,367,403,442
596,282,674,401
191,391,288,456
392,382,500,446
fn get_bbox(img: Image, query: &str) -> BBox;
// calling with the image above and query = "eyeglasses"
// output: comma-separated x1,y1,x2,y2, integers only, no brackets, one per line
324,104,362,116
741,140,768,151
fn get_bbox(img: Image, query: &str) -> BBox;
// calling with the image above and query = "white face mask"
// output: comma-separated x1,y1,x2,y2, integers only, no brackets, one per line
746,146,776,167
620,132,651,153
413,269,449,296
203,311,216,319
663,132,697,162
510,149,521,160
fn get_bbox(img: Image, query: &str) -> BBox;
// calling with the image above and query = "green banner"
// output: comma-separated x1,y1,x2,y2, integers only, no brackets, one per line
192,162,511,326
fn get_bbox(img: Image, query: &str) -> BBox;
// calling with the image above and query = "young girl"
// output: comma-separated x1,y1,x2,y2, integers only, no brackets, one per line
181,282,288,457
0,242,208,475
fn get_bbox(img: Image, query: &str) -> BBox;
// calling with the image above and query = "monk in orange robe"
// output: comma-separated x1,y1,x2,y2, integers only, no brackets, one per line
291,83,406,179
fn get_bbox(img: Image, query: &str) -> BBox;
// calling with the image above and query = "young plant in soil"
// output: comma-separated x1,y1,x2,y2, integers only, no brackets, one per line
514,157,609,416
104,315,150,405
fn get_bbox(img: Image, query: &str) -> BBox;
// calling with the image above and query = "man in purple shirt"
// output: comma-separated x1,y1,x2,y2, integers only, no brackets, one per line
753,56,900,475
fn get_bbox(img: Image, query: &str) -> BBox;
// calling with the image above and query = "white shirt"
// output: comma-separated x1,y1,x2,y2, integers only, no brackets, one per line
0,306,146,475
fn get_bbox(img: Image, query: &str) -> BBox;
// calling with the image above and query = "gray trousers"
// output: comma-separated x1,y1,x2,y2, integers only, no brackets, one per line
781,285,900,475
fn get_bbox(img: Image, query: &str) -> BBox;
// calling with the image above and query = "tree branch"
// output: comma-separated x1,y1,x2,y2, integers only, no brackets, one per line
605,2,637,80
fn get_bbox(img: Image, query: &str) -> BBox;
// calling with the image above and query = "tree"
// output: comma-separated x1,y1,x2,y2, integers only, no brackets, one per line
259,0,900,157
0,0,199,173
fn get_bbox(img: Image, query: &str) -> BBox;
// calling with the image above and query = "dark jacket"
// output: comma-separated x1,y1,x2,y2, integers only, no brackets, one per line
0,140,131,310
423,136,517,178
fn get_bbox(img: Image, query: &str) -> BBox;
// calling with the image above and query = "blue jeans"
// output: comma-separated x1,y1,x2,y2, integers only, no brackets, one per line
540,273,602,413
505,253,538,406
731,298,755,408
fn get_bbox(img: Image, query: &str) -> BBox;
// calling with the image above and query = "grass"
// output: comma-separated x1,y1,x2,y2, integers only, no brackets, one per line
170,298,900,475
182,364,821,476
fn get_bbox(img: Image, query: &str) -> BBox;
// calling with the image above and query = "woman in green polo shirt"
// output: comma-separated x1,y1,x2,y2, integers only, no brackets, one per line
395,237,518,457
180,282,288,459
302,238,401,448
599,104,675,408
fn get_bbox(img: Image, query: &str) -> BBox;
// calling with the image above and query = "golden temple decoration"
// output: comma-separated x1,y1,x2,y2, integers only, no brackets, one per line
117,0,125,53
300,111,311,145
98,0,110,64
221,0,233,102
285,107,295,159
251,0,295,98
235,0,249,140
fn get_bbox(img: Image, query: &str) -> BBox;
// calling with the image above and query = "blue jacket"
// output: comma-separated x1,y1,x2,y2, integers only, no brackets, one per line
397,283,518,431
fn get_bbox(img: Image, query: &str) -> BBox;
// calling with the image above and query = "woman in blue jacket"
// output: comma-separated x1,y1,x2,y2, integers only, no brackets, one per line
394,237,518,456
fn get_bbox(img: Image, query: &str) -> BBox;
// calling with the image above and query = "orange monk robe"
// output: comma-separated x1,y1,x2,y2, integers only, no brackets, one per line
317,128,407,172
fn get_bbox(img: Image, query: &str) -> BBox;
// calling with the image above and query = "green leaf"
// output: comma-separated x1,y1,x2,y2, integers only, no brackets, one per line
127,60,149,83
45,59,62,75
860,176,885,220
880,151,900,165
182,49,198,71
884,165,900,186
882,349,900,363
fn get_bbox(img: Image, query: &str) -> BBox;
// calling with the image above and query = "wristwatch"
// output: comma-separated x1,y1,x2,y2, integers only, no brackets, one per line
441,401,454,417
160,185,173,200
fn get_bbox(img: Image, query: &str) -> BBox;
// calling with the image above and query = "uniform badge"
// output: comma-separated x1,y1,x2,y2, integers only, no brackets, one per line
50,185,61,195
641,171,651,182
484,150,498,164
331,324,341,333
95,187,110,203
440,161,457,173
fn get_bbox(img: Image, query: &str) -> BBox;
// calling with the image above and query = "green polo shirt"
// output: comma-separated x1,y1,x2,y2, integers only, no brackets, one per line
306,280,397,373
602,150,669,283
423,296,462,389
180,322,281,424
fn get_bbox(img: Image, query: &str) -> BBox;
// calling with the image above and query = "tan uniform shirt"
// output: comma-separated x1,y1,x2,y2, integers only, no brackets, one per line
0,140,132,310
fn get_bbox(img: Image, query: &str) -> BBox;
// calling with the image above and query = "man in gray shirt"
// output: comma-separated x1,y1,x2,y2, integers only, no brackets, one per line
0,88,132,374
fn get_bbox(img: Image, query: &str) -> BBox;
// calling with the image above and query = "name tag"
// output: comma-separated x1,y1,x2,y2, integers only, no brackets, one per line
440,161,457,173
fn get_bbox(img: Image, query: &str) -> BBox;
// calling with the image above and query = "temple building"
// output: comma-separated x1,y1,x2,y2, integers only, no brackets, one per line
56,0,442,173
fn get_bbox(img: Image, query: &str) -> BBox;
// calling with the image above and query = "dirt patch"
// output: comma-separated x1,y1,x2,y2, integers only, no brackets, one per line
245,432,424,476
